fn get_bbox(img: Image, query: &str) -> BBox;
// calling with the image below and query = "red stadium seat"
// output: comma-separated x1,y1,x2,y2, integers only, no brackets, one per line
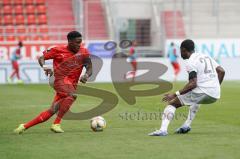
18,35,28,41
42,35,50,40
0,27,3,34
16,25,26,33
27,15,36,25
37,5,47,14
25,0,35,5
4,15,14,25
2,0,12,5
14,0,24,5
28,25,38,33
0,36,4,41
5,25,15,34
32,35,43,40
36,0,45,5
26,5,35,15
15,5,24,15
39,25,48,33
7,36,16,41
38,14,47,24
3,5,13,15
16,15,25,25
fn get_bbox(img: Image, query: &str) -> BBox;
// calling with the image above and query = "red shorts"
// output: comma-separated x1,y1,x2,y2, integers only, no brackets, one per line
11,61,19,70
131,61,137,70
171,62,180,75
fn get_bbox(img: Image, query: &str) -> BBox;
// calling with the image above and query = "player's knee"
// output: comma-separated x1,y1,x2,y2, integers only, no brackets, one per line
47,108,56,115
71,94,77,100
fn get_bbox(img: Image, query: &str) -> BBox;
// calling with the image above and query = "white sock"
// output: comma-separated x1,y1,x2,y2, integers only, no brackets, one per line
183,104,200,127
160,105,176,132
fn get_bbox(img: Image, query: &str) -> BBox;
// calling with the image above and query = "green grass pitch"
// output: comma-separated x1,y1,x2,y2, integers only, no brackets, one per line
0,82,240,159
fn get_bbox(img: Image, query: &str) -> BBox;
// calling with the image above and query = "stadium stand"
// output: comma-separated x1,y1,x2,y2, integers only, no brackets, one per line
0,0,50,41
83,0,108,40
162,11,185,39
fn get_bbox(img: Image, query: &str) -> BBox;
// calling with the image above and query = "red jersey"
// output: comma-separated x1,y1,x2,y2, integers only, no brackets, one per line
43,45,90,87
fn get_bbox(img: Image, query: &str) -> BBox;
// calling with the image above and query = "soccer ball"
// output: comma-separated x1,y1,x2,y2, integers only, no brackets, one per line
90,116,106,132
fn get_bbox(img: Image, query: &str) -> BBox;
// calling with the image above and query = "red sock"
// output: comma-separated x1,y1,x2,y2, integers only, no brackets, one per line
54,96,75,124
24,110,53,129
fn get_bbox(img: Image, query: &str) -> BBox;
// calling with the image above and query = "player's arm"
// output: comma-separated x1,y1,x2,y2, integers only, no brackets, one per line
178,71,197,95
38,55,45,67
162,71,197,102
80,57,92,83
38,48,56,77
38,55,53,77
216,66,225,84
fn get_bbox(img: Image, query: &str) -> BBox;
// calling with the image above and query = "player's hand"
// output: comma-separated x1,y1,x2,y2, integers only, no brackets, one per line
80,74,89,84
42,65,53,77
44,68,53,77
162,93,176,102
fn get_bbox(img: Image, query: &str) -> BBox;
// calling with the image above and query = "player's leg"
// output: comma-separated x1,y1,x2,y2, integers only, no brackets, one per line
50,92,76,133
172,62,180,81
131,61,137,81
9,61,17,82
15,62,21,80
175,103,200,134
14,62,23,83
14,94,61,134
175,93,217,134
148,97,183,136
53,95,76,125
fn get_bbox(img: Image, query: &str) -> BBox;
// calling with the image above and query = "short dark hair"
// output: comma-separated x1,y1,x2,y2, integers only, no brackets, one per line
67,31,82,41
180,39,195,52
18,41,23,47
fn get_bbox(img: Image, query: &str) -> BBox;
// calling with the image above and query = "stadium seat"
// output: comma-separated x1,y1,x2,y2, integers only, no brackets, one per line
32,35,42,40
38,14,47,24
25,0,35,5
0,36,4,41
4,15,14,25
27,15,36,25
42,35,50,40
16,15,25,25
15,5,24,15
18,35,28,41
37,5,47,14
6,36,16,41
14,0,24,5
2,0,12,5
0,27,3,34
3,5,13,15
36,0,45,5
5,25,15,34
39,25,48,33
28,25,38,33
26,5,35,15
16,25,26,34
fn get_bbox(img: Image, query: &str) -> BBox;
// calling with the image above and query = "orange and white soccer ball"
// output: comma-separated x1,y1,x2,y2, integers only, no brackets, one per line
90,116,106,132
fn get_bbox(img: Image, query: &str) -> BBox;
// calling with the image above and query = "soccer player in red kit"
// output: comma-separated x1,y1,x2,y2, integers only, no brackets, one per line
124,40,137,81
167,42,180,81
14,31,92,134
8,41,23,83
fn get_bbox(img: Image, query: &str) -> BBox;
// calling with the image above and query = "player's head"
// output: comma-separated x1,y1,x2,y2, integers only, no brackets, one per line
67,31,82,53
180,39,195,59
170,42,174,46
18,41,23,48
132,40,137,46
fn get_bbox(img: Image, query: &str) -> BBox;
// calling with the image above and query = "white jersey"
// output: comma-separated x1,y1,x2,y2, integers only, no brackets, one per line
185,53,220,99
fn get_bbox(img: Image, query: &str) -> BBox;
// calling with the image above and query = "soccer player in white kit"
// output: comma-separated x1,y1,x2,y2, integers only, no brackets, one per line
149,39,225,136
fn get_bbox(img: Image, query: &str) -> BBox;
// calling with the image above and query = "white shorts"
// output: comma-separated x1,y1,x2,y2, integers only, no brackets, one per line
177,91,217,106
